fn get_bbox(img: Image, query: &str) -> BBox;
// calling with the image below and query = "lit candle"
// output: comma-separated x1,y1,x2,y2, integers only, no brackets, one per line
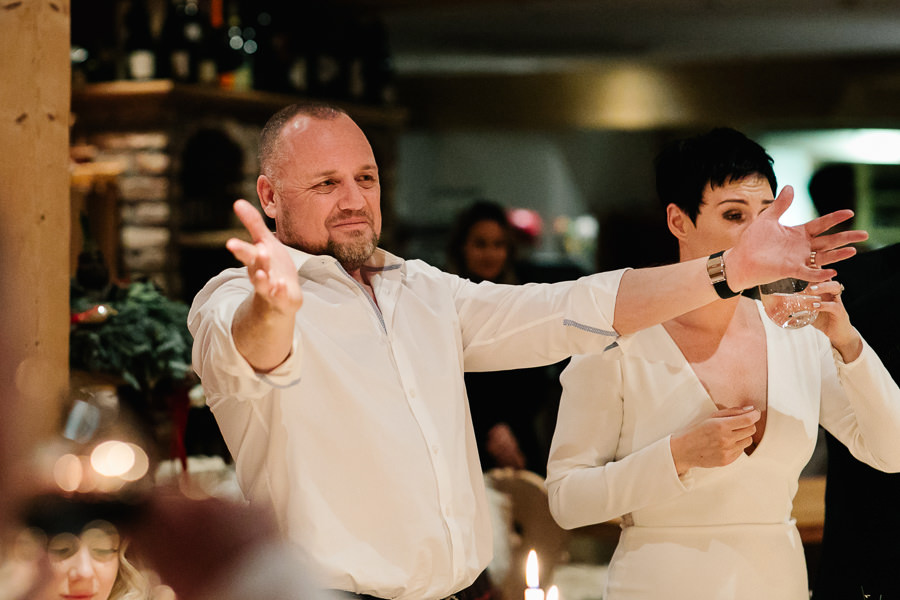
546,585,559,600
525,549,544,600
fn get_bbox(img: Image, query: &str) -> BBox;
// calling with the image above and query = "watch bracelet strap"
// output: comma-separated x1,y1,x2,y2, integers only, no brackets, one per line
707,250,741,299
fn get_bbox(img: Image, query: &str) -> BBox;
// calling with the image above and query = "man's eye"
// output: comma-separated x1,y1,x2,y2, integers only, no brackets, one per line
357,175,377,187
723,211,745,221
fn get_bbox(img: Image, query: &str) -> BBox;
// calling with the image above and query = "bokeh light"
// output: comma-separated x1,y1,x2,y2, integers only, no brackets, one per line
90,440,135,478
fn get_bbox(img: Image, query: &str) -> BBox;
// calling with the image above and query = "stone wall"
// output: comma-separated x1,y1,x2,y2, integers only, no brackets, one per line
75,120,261,299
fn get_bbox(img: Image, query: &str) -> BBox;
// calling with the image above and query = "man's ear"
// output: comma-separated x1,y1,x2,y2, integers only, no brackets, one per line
257,175,278,219
666,203,691,241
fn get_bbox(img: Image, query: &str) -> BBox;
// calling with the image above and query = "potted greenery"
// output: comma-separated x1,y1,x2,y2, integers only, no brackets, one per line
69,222,194,464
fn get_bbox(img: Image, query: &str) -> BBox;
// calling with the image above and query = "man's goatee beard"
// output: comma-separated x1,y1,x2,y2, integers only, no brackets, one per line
327,232,379,272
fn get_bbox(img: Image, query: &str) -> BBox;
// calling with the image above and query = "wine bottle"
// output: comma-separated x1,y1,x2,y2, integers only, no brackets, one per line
248,1,290,93
361,14,396,105
123,0,157,81
345,14,367,102
306,4,345,99
159,0,215,84
71,0,119,83
217,0,254,91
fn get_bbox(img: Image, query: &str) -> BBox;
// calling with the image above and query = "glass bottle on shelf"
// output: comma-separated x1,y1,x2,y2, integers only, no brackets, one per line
159,0,217,84
71,0,119,85
123,0,157,81
249,1,291,94
363,14,397,106
306,3,346,99
216,0,254,91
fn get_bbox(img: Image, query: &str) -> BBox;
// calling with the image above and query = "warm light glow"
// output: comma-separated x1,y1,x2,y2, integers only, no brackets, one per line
547,585,559,600
90,441,135,477
77,456,98,493
120,443,150,482
526,549,540,588
525,549,545,600
53,453,83,492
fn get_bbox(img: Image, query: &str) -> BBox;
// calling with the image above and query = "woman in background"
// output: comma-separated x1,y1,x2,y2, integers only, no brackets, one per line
446,200,551,473
43,519,150,600
546,128,900,599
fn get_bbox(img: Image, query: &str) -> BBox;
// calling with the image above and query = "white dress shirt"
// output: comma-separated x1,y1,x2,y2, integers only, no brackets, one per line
547,301,900,599
188,245,625,600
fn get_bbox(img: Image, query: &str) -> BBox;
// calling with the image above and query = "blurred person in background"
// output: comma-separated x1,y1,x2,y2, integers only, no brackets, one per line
809,163,900,600
445,200,563,594
38,517,150,600
445,199,554,475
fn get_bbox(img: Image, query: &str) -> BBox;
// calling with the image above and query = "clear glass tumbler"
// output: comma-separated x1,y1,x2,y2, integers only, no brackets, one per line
758,278,820,329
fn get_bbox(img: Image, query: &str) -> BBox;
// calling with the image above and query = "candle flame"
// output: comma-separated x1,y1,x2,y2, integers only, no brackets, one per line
526,549,540,588
547,585,559,600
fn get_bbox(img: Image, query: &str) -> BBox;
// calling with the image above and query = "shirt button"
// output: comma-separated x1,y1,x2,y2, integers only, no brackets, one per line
432,445,439,455
409,389,416,398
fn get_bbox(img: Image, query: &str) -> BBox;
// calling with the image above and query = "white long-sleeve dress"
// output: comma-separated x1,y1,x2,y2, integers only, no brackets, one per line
546,301,900,600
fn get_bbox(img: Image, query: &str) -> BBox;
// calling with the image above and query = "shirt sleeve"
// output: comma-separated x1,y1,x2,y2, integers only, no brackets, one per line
447,268,628,372
545,353,690,530
819,331,900,472
188,268,302,402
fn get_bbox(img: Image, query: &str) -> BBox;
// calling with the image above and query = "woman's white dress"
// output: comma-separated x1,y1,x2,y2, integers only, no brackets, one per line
546,301,900,600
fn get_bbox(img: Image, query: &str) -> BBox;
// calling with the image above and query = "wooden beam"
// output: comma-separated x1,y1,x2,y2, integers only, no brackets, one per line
0,0,71,502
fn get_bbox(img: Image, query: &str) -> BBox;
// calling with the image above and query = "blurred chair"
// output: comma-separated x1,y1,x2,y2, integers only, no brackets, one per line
485,468,570,600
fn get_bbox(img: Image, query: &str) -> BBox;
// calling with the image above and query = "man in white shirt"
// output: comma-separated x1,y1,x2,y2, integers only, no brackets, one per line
188,102,865,600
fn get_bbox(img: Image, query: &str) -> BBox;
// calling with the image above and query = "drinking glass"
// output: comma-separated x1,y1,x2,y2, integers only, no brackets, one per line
758,278,820,329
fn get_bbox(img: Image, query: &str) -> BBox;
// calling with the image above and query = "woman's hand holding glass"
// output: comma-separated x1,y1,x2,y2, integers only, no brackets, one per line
808,280,863,363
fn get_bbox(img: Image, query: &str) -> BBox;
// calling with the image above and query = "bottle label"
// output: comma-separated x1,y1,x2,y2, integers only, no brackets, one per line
185,22,203,43
198,59,218,85
129,50,156,80
171,50,190,81
289,59,308,92
318,55,339,84
349,59,365,99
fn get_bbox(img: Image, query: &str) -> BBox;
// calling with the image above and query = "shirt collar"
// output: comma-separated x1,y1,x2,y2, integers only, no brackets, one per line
283,244,405,276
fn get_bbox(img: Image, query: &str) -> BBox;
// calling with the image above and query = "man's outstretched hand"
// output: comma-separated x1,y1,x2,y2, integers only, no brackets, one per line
726,186,868,291
227,200,302,372
226,199,303,317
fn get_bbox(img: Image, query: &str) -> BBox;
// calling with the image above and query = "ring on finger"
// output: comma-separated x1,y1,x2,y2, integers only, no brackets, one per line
809,250,818,268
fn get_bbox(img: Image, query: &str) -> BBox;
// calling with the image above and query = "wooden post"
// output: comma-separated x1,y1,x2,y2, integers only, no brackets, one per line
0,0,71,498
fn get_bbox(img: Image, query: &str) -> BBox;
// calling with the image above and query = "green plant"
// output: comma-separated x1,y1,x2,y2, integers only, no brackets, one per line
70,281,192,392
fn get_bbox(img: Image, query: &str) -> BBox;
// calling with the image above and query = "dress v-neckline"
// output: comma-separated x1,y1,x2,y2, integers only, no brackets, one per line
657,301,772,456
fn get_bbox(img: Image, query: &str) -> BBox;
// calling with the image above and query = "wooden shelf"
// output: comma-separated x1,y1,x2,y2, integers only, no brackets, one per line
178,228,250,249
71,79,409,130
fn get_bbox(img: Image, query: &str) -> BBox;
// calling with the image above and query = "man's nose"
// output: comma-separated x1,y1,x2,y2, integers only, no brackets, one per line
336,181,367,211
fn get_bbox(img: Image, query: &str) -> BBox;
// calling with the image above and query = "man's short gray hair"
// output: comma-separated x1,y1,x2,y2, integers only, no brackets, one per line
258,101,348,181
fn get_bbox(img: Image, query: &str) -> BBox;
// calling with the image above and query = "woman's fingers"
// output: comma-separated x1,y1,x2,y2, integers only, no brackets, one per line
811,246,860,268
809,280,844,299
804,208,856,237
